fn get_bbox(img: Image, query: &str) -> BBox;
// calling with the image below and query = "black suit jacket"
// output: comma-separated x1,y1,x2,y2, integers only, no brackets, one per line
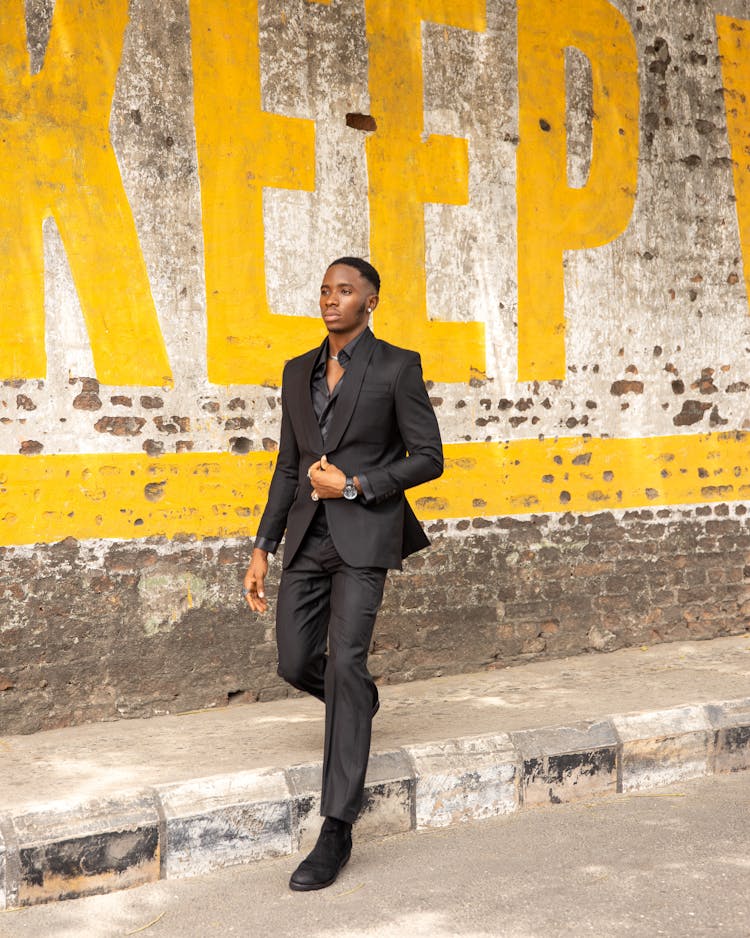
256,328,444,570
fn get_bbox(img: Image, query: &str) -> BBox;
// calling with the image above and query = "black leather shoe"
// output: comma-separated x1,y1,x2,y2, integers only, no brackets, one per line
289,818,352,891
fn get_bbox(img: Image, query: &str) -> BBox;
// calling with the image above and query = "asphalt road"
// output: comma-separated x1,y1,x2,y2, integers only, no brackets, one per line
2,773,749,938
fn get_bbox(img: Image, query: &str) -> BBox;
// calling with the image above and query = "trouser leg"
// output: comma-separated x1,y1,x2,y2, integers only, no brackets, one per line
320,553,387,823
274,520,387,824
275,547,330,703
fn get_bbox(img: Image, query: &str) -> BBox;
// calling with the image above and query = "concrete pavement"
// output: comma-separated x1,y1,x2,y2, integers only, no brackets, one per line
1,634,749,908
4,773,749,938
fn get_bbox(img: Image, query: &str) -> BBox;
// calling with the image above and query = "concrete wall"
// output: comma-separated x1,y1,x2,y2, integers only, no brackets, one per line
1,0,749,733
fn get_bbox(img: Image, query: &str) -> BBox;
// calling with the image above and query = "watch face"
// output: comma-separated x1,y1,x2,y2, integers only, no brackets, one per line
343,479,357,500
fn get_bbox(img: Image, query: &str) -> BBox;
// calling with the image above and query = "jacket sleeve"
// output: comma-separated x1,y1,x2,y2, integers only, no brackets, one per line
363,353,444,502
254,374,300,548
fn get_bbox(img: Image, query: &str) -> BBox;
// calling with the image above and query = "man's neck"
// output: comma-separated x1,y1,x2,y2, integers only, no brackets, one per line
327,324,369,357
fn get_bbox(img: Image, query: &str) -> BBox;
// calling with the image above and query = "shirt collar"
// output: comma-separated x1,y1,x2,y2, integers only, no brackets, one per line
313,328,370,372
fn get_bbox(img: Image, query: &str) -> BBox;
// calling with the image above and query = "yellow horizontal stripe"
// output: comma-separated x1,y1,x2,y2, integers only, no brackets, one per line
0,432,747,547
414,432,750,518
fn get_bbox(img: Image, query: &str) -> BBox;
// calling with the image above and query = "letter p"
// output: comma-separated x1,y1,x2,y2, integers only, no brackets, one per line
517,0,639,382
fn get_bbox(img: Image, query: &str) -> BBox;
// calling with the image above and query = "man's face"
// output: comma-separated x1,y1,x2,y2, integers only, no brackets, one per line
319,264,378,337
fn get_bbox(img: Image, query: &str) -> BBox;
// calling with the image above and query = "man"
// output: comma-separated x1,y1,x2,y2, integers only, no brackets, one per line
243,257,443,891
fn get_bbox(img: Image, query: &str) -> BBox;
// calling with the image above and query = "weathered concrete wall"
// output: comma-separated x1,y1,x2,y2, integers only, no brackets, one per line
1,0,750,733
3,503,749,735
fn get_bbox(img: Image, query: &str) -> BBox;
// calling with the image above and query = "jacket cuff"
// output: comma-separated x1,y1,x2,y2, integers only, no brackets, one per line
357,472,376,505
254,536,279,554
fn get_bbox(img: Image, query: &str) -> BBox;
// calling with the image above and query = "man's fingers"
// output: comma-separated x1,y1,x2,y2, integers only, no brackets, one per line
243,568,268,611
247,595,268,613
247,575,265,599
245,586,268,612
243,549,270,613
320,454,329,469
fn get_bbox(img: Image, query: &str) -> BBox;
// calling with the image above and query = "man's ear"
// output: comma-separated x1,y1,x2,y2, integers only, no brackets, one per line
367,295,379,313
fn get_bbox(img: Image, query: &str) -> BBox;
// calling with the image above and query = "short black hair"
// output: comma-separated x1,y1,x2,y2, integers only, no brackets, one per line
327,256,380,294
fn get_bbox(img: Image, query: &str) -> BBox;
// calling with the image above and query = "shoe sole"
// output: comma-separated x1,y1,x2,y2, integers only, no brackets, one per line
289,852,351,892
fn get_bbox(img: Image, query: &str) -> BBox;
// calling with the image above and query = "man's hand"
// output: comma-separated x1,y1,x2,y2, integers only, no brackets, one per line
243,548,269,613
308,453,347,499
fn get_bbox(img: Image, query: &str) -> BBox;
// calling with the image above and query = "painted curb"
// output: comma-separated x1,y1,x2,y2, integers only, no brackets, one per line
5,791,160,907
611,705,712,792
156,769,292,880
1,697,749,909
0,817,11,911
403,733,517,829
705,697,750,775
511,720,618,806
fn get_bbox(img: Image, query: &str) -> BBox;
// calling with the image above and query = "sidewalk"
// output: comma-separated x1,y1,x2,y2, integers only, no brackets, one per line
1,634,749,909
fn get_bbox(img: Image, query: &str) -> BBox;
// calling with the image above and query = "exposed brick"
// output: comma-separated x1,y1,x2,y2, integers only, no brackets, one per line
16,394,36,411
673,400,711,426
95,416,146,436
73,391,102,411
224,416,254,431
153,416,190,433
143,439,164,456
604,575,631,595
2,506,748,734
19,440,43,454
610,379,644,395
140,395,164,409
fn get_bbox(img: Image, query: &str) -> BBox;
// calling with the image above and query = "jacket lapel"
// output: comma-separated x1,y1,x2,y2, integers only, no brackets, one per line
294,341,326,453
324,327,376,453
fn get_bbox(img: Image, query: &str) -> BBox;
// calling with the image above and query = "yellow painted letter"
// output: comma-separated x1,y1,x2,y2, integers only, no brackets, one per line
717,15,750,317
191,0,322,387
365,0,486,383
517,0,639,381
0,0,172,385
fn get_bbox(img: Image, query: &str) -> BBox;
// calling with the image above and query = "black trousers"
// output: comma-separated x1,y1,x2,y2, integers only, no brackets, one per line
275,510,387,824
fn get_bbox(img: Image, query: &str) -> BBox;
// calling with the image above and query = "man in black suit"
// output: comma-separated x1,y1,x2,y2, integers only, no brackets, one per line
243,257,443,891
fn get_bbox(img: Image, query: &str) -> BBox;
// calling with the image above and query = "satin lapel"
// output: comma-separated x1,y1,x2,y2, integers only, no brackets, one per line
324,328,376,454
294,340,326,454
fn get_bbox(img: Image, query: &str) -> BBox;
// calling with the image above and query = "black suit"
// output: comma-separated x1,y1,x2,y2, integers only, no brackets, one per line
256,327,443,821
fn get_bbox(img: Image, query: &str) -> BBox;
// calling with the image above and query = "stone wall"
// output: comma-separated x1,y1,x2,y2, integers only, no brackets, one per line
1,0,749,733
2,502,748,736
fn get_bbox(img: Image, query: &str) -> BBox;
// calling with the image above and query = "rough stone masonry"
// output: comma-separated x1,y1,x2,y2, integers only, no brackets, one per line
0,0,749,733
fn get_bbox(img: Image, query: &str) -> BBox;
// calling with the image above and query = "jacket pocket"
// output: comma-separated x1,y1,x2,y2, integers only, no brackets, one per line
360,382,392,395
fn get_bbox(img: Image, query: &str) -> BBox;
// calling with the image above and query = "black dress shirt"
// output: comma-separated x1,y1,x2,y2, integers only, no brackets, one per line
254,330,373,554
310,331,365,444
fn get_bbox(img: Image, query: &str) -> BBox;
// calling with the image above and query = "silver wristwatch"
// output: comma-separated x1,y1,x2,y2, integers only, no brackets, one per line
342,476,358,500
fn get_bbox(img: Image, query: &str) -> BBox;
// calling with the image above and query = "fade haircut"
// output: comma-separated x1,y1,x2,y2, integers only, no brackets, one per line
327,256,380,295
